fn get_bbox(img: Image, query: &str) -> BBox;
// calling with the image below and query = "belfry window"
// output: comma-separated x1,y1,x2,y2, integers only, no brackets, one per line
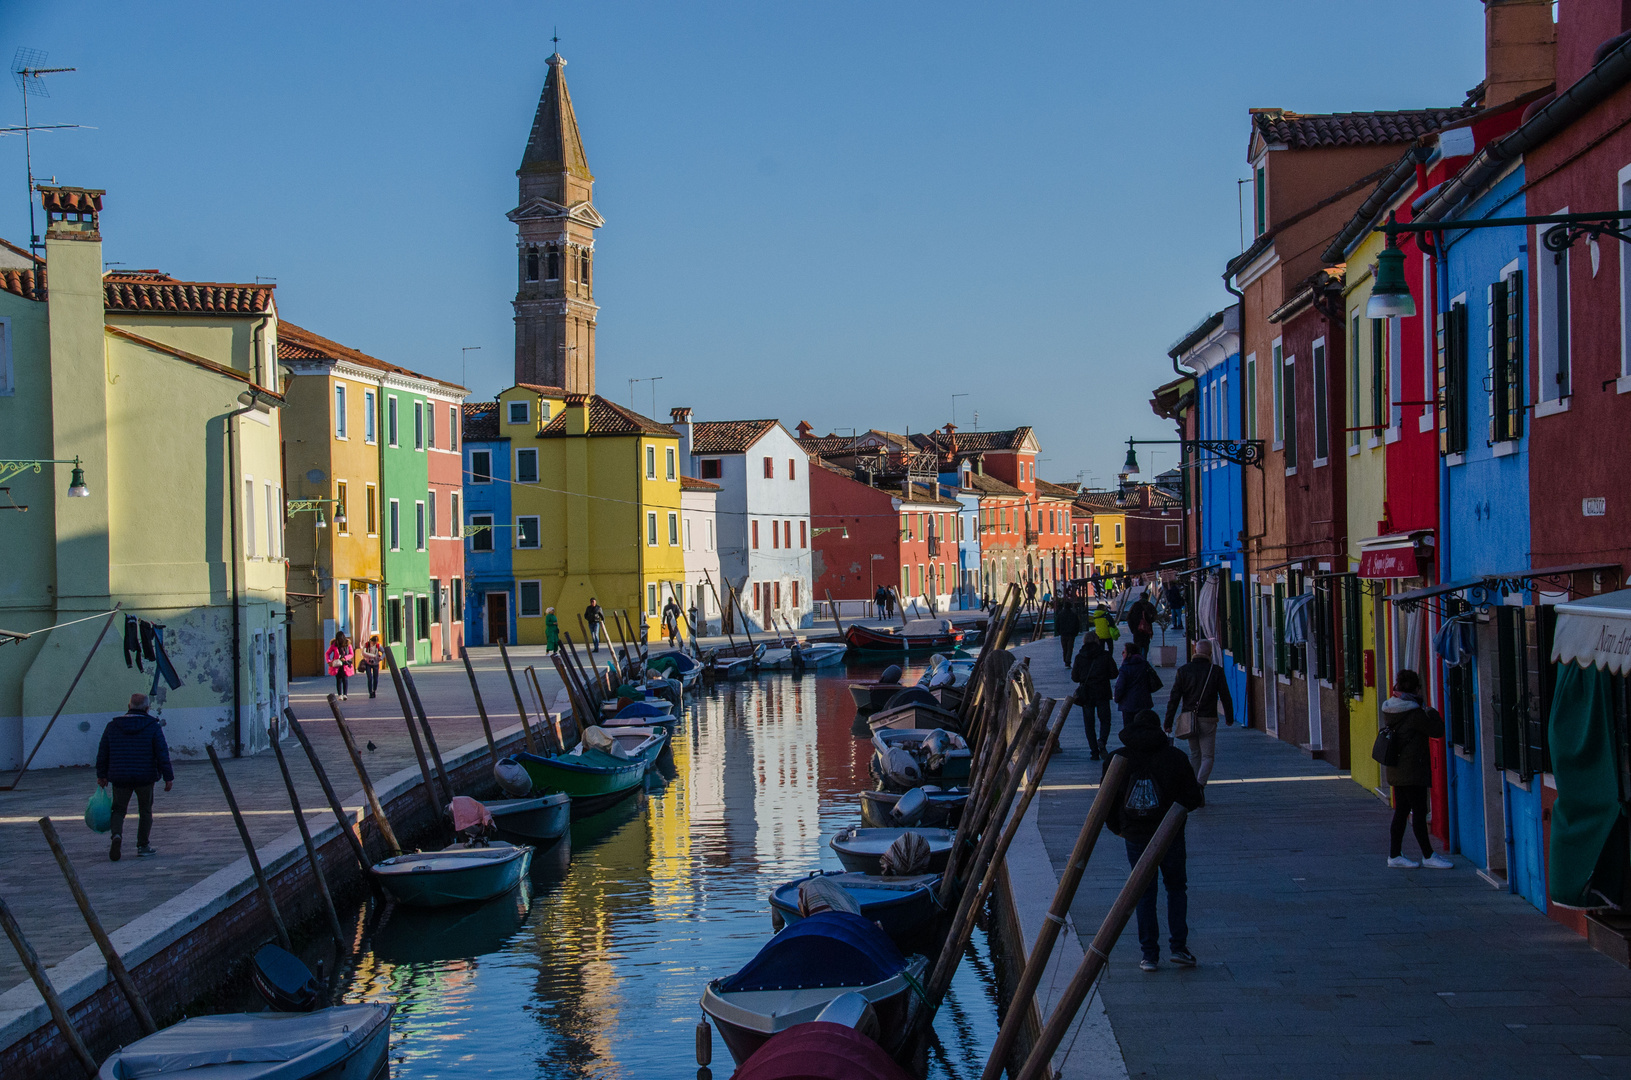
580,251,591,288
545,246,560,281
526,248,539,282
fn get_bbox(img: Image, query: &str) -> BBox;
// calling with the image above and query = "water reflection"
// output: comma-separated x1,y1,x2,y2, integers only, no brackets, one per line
338,665,1001,1078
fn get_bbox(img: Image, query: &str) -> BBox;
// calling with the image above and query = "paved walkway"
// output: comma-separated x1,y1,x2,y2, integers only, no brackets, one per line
0,645,568,995
1014,638,1631,1079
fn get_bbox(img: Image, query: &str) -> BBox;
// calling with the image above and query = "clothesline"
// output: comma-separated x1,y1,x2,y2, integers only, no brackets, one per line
0,608,120,640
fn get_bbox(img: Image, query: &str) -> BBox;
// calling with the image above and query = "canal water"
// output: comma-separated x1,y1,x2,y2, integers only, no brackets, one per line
336,664,1002,1078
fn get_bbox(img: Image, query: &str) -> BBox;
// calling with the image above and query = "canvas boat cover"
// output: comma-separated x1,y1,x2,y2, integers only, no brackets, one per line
879,832,931,876
614,700,671,719
903,619,954,636
720,912,906,992
100,1004,389,1079
733,1021,913,1080
797,875,863,917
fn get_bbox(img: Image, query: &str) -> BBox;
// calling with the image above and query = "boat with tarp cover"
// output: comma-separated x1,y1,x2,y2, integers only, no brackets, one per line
97,1002,394,1080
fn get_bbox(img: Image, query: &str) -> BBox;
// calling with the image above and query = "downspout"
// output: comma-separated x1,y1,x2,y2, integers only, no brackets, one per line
225,380,267,758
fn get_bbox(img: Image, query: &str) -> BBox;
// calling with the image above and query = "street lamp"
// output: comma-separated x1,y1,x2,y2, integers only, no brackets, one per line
0,456,89,497
1366,213,1416,319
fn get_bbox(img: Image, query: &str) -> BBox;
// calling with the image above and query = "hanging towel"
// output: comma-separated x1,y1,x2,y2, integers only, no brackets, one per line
1283,594,1316,645
1434,615,1475,668
123,615,143,672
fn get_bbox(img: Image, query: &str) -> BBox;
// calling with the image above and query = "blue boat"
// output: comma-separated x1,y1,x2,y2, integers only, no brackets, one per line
485,792,571,847
370,841,534,908
768,871,942,944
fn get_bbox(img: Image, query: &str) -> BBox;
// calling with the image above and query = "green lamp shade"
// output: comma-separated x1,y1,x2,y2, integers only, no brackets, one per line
1366,244,1416,319
67,466,89,498
1121,443,1140,476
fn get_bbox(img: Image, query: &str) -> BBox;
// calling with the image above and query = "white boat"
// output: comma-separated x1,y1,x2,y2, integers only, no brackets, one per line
829,826,956,875
98,1002,393,1079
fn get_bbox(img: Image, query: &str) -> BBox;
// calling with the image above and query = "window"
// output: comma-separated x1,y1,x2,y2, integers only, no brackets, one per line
336,482,349,534
427,491,437,538
526,248,539,282
1538,220,1572,402
1093,524,1101,546
449,405,459,451
685,518,692,549
1253,162,1266,237
388,499,400,551
1243,352,1257,439
752,520,759,549
1370,318,1387,430
415,501,426,550
416,596,430,640
668,511,679,545
701,459,722,479
1490,266,1524,441
337,582,350,633
366,485,377,535
763,456,774,479
1282,349,1297,465
471,449,492,484
772,520,779,549
244,479,257,557
666,447,677,480
648,583,659,616
520,581,542,617
334,384,348,439
647,444,656,479
1494,606,1555,780
800,520,807,547
517,448,539,483
266,483,279,558
430,578,441,623
413,402,424,450
364,391,376,443
647,511,658,546
1439,298,1470,454
472,514,494,552
387,598,403,643
788,458,796,481
1165,524,1180,546
452,578,463,620
1114,523,1122,545
1271,341,1285,446
517,516,540,548
507,400,531,426
708,520,715,550
1312,339,1329,461
387,396,399,446
1349,318,1362,448
581,252,591,289
451,493,460,533
546,247,560,281
792,581,800,609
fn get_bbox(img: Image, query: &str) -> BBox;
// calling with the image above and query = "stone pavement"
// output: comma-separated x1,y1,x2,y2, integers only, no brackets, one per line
0,644,568,995
1013,637,1631,1079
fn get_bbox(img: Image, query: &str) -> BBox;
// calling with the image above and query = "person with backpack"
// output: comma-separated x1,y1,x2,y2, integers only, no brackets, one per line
1071,635,1118,760
1055,601,1080,666
1089,605,1120,645
1127,593,1159,655
1105,708,1205,970
1113,642,1162,730
1380,670,1453,869
1163,639,1234,786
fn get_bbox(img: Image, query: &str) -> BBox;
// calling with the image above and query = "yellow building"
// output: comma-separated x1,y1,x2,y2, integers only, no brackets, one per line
495,387,685,643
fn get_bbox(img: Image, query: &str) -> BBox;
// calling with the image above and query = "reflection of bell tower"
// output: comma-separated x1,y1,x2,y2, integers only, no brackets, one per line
510,51,602,393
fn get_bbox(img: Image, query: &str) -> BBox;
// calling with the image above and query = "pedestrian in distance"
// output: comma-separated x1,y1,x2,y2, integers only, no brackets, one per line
325,631,354,700
1127,592,1159,656
662,596,682,647
544,608,561,653
1164,580,1186,631
584,598,605,653
1089,605,1120,645
1382,670,1453,869
1164,639,1233,786
1055,601,1080,666
1104,708,1205,970
1024,580,1038,612
874,586,889,620
1113,642,1163,732
96,693,174,861
358,634,384,698
1071,635,1118,760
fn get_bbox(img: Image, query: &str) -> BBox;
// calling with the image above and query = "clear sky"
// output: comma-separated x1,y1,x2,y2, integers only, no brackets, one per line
1,1,1484,485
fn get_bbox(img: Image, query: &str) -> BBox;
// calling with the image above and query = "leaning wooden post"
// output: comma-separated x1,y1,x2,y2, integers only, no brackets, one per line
205,745,292,950
526,667,567,754
268,723,348,951
498,645,540,753
1012,804,1190,1080
37,817,158,1035
285,707,377,880
980,753,1131,1080
400,665,453,803
327,695,402,856
608,611,634,676
703,570,738,654
382,645,439,805
0,895,99,1078
562,632,599,710
552,653,593,735
1,607,120,791
825,589,848,639
460,647,500,767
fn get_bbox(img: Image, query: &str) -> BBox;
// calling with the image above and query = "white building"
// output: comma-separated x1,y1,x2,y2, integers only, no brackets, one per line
680,474,723,634
671,410,812,631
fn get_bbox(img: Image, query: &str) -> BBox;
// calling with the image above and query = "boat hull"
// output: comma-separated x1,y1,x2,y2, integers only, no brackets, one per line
867,701,963,733
844,623,965,655
829,827,955,875
858,789,967,829
486,793,571,846
99,1003,394,1080
768,872,942,944
514,740,662,817
371,843,534,908
848,683,902,712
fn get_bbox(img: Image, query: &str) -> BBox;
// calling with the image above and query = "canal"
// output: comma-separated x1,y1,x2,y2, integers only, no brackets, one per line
335,664,1002,1078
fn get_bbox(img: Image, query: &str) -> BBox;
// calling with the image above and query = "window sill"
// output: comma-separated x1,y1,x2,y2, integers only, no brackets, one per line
1367,436,1382,450
1285,466,1297,477
1501,770,1531,793
1312,456,1328,469
1271,440,1285,452
1492,441,1519,458
1348,444,1361,457
1384,427,1402,445
1418,412,1435,434
1535,396,1571,418
1617,374,1631,394
1445,452,1465,467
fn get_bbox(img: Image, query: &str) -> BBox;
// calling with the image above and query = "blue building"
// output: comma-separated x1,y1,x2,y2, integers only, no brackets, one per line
1171,306,1248,710
939,462,983,609
460,402,516,646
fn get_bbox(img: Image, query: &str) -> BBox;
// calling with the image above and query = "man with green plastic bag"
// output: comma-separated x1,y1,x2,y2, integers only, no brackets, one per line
95,693,174,861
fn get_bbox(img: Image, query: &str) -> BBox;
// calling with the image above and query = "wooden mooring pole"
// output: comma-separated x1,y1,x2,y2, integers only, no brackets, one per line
268,722,347,952
285,707,378,883
205,745,292,951
498,644,540,753
460,647,500,767
327,695,402,856
0,894,99,1078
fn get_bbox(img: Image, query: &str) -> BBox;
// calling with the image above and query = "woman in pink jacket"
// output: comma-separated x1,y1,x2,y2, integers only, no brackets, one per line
325,631,354,700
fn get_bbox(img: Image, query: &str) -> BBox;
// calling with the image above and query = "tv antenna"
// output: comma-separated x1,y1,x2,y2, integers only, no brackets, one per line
4,49,85,258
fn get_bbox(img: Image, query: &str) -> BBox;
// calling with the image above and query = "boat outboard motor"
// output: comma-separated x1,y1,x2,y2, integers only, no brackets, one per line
890,787,929,826
251,942,320,1012
813,991,881,1043
879,665,902,685
875,746,922,789
494,757,533,797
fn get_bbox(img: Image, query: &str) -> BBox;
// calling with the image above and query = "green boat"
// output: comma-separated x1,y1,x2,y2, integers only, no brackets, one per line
514,729,667,817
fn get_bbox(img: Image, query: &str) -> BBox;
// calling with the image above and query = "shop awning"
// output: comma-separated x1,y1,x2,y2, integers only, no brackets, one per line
1551,587,1631,674
1356,531,1434,580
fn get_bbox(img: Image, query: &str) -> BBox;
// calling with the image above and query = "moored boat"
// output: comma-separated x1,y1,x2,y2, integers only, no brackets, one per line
866,699,962,734
513,728,666,816
858,787,968,829
768,870,942,943
486,792,571,847
829,827,955,875
97,1003,394,1080
731,1019,914,1080
870,728,971,783
371,841,534,907
844,619,965,655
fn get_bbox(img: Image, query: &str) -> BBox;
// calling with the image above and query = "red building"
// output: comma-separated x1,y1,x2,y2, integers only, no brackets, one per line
807,458,962,612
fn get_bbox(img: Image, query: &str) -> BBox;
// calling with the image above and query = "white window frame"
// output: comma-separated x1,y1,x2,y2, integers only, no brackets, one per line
449,404,459,450
413,401,425,451
516,448,539,484
646,444,657,480
1270,339,1285,448
647,511,659,546
415,501,426,550
1386,316,1405,440
516,515,540,549
519,580,543,618
364,390,376,443
265,482,278,559
1244,351,1258,440
337,582,350,634
508,399,530,426
1114,522,1122,545
666,446,676,480
388,498,400,551
334,382,348,440
685,518,692,550
470,449,492,484
1311,336,1329,466
451,492,460,533
387,395,399,447
245,477,258,558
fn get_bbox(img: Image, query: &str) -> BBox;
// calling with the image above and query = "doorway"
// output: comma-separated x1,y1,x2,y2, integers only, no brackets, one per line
486,592,509,645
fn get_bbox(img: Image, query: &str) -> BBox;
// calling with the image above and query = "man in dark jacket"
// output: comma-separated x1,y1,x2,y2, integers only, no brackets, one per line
1126,593,1159,655
1163,640,1234,786
661,597,682,646
1055,602,1080,666
1112,643,1161,729
1382,670,1452,869
1070,636,1118,760
584,599,605,652
1105,709,1205,970
96,693,174,861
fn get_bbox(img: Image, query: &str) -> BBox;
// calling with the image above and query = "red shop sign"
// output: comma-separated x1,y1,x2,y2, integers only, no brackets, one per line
1357,546,1421,579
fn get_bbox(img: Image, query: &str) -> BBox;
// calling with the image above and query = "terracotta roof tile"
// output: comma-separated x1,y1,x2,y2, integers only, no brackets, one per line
462,402,501,440
516,382,567,396
680,475,722,492
798,434,859,458
1251,107,1476,150
966,472,1024,497
104,270,276,316
276,321,467,394
690,419,779,454
1036,479,1079,499
0,267,43,301
912,427,1034,454
537,394,676,438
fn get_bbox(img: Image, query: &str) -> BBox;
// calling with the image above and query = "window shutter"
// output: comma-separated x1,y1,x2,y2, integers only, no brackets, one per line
1436,308,1450,454
1506,269,1524,440
1341,575,1362,699
1524,604,1554,776
1494,606,1523,774
1273,582,1286,676
1487,283,1501,443
1229,575,1247,660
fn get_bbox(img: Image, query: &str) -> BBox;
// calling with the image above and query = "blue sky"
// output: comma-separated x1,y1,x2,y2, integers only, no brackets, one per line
1,1,1484,484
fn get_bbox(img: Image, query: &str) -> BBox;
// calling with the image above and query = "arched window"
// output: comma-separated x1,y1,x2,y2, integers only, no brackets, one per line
580,251,591,288
545,246,560,281
525,248,539,282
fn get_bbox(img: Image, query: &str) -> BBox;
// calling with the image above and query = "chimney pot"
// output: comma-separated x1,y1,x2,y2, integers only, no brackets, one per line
670,406,693,424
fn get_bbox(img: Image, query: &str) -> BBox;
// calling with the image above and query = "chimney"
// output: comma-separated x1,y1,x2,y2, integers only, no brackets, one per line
795,420,813,439
669,405,693,461
1484,0,1556,108
565,393,591,436
669,406,692,424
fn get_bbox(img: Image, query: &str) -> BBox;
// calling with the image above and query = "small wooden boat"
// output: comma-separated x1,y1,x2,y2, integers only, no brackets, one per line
371,841,534,908
867,699,963,734
858,787,968,829
871,728,971,783
768,871,942,943
647,649,703,686
829,827,955,875
849,682,903,712
700,911,929,1067
98,1003,394,1080
783,641,848,668
844,619,965,655
486,792,571,847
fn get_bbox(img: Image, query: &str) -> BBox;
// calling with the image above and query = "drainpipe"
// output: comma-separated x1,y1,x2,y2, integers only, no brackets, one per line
225,382,267,757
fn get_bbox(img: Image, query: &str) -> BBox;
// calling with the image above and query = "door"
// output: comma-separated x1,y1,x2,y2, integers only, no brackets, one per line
1259,588,1278,736
1306,638,1323,751
441,584,452,660
486,592,509,645
403,593,415,663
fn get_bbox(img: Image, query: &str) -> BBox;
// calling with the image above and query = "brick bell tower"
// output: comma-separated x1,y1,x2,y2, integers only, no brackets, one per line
510,51,601,393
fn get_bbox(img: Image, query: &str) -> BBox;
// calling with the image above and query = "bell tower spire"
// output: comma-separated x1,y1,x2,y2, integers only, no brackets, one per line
510,49,601,393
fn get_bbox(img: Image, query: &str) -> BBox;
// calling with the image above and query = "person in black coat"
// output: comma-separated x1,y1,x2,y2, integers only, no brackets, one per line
1163,640,1234,786
1126,594,1159,655
1382,669,1452,869
1105,709,1205,970
96,693,174,861
1071,635,1118,759
1113,643,1162,728
1055,602,1081,666
584,599,605,652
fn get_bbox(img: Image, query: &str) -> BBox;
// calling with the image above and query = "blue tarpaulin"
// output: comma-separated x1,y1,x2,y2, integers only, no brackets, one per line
720,911,906,991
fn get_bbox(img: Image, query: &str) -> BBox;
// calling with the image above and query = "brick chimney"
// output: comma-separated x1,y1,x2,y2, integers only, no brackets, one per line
795,420,813,439
669,405,693,462
1485,0,1556,108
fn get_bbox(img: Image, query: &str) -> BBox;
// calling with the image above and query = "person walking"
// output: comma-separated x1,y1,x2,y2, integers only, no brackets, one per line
357,634,384,698
1024,580,1038,612
662,596,682,647
325,631,354,700
1163,640,1233,787
1127,592,1159,656
874,586,888,620
1382,670,1453,869
1105,708,1205,970
1164,580,1186,631
96,693,174,861
1055,601,1080,667
544,608,561,654
584,598,605,653
1071,635,1118,760
1113,642,1162,732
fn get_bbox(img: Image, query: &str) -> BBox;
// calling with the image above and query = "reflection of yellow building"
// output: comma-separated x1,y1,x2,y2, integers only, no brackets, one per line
496,387,686,643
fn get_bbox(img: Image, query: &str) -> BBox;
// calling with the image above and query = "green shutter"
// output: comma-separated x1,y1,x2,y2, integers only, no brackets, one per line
1495,606,1523,774
1229,576,1247,660
1341,575,1362,699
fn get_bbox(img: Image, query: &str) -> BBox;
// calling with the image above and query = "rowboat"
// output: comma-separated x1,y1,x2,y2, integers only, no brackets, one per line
647,649,703,687
844,619,965,655
486,792,571,847
866,699,963,734
871,728,971,783
513,729,667,816
858,787,968,829
700,910,928,1067
371,841,534,907
768,871,942,944
98,1003,394,1080
829,827,955,875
